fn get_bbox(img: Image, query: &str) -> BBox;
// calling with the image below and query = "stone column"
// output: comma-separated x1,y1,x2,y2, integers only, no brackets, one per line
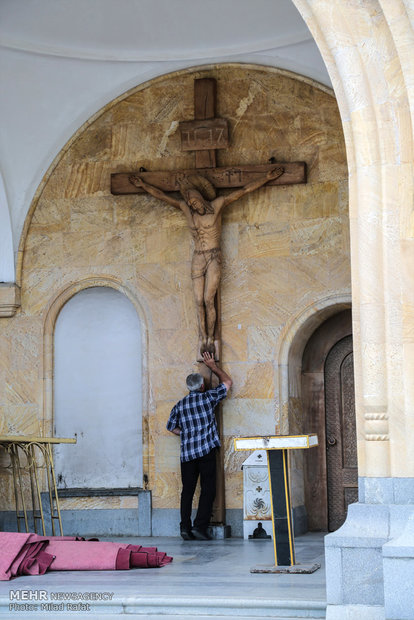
292,1,414,617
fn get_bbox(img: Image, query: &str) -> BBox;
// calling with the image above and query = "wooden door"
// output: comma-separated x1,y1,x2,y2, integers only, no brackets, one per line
325,335,358,531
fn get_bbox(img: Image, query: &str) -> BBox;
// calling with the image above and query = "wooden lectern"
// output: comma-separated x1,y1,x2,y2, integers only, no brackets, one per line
234,434,320,573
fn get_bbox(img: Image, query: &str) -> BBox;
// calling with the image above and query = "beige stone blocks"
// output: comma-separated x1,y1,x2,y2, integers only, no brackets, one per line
0,65,350,513
59,496,138,510
222,399,278,439
227,362,274,399
0,284,21,318
238,221,291,260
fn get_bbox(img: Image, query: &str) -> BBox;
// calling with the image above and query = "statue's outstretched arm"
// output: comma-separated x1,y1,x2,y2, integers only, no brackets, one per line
219,166,284,209
129,175,182,209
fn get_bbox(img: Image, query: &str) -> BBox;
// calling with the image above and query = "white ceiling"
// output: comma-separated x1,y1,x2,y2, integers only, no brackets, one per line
1,0,319,62
0,0,331,282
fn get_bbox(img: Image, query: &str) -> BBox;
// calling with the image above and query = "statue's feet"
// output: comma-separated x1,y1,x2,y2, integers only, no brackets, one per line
206,338,216,356
199,340,208,356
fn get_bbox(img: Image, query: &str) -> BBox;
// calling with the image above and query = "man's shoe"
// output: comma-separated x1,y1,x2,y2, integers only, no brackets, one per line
191,528,212,540
180,529,195,540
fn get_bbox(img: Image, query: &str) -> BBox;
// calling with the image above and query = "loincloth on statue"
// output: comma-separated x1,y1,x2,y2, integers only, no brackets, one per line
191,247,222,279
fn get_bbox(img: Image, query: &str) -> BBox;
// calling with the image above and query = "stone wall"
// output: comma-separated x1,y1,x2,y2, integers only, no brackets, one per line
0,64,349,522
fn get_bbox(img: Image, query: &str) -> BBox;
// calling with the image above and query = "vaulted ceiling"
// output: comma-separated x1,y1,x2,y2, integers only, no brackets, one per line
0,0,330,281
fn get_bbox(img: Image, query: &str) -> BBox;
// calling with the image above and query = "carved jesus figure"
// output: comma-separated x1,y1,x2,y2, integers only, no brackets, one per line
130,166,284,356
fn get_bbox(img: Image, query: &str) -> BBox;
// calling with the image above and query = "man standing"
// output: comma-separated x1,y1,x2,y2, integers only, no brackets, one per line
167,352,233,540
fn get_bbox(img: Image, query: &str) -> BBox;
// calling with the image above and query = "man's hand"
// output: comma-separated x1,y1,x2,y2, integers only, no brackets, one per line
203,352,233,391
202,351,233,390
202,351,217,370
266,166,284,181
129,174,144,188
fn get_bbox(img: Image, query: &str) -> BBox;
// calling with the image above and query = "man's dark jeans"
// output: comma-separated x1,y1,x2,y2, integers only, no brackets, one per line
180,448,216,532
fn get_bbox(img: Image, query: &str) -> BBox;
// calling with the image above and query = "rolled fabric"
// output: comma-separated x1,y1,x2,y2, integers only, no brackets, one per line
20,550,54,577
126,545,172,567
46,540,172,571
115,548,132,570
0,533,172,579
46,541,122,571
0,533,53,580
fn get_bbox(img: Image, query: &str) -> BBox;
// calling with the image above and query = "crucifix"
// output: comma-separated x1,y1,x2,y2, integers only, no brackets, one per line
111,78,306,526
112,78,306,359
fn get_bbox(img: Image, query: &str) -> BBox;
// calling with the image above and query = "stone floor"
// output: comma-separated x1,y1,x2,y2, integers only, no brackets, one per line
0,532,327,619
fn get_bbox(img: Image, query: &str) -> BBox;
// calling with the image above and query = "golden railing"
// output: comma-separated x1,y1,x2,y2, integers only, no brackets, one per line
0,435,76,536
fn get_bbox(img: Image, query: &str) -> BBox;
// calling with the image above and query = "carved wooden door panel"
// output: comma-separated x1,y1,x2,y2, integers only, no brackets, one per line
325,335,358,531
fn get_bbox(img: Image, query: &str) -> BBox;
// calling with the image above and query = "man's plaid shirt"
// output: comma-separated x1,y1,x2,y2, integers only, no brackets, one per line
167,384,228,462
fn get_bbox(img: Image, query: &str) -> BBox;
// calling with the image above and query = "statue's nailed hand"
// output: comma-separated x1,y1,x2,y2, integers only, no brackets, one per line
175,172,187,185
267,166,284,180
129,174,144,188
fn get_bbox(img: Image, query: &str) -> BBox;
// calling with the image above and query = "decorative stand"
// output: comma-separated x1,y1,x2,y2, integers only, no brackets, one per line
0,435,76,536
234,434,320,573
242,450,272,539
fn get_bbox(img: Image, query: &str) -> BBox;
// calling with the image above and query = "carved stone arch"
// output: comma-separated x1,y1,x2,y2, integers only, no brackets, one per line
42,276,150,483
276,294,352,435
290,0,414,479
275,295,351,524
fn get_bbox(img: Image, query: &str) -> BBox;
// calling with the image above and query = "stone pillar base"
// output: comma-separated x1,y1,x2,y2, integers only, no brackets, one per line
383,513,414,620
325,478,414,620
326,604,385,619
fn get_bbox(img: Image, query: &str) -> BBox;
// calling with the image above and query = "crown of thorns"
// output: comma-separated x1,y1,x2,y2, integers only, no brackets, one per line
177,174,216,201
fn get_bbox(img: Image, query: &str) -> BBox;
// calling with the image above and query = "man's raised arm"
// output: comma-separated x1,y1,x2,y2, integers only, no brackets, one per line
129,175,183,209
202,352,233,391
217,166,285,210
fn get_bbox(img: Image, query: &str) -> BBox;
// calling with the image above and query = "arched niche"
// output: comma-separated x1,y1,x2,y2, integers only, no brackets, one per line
53,286,143,489
275,295,352,520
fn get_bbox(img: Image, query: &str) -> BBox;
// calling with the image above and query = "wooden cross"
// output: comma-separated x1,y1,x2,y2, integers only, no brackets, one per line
111,78,306,528
111,79,306,196
111,77,306,362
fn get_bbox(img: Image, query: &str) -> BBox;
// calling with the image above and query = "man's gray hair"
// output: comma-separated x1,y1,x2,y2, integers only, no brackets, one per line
186,373,204,391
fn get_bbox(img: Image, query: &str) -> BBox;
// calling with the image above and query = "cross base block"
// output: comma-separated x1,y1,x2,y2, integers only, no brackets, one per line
207,524,231,539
